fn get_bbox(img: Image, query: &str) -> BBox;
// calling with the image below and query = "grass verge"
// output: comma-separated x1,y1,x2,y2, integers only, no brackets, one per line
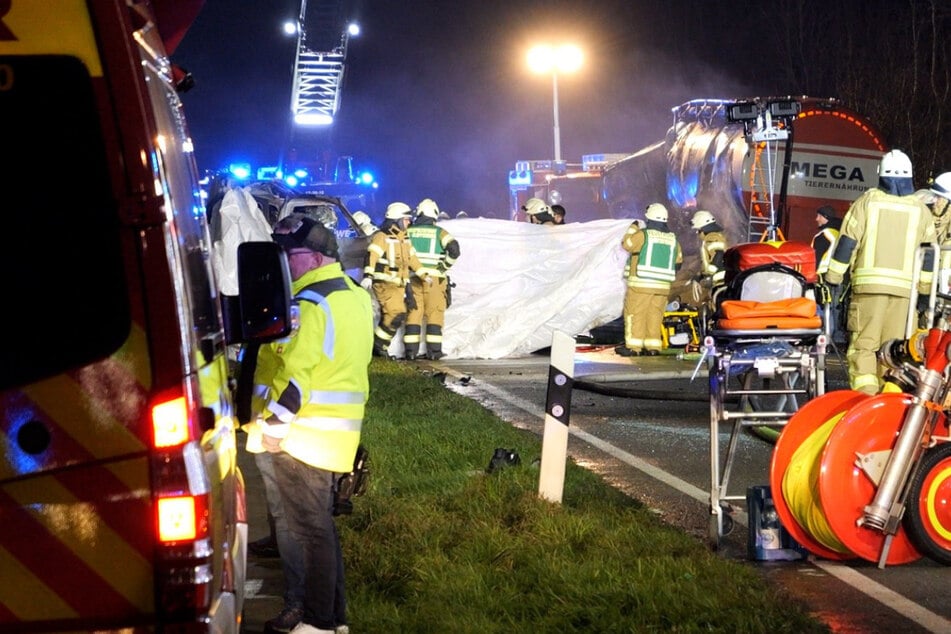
339,359,828,633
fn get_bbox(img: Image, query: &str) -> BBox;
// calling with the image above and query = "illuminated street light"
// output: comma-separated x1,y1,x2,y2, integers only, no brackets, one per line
527,44,583,163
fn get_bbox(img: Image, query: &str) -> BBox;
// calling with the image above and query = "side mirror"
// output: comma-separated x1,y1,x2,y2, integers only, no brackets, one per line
222,241,292,344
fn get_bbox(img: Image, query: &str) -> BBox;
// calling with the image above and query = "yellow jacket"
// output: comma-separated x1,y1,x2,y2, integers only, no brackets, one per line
365,223,424,286
825,188,936,297
249,262,373,472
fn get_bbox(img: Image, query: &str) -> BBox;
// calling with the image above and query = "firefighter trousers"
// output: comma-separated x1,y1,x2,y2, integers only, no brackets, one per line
372,281,409,354
405,276,448,358
623,285,668,353
846,293,908,395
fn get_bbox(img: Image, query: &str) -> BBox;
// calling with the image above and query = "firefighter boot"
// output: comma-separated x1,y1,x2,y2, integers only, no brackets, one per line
372,337,389,358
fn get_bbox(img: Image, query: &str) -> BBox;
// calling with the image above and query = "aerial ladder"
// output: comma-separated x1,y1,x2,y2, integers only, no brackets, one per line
290,0,356,127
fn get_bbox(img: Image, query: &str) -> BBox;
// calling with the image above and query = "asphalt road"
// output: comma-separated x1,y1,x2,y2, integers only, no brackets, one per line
238,345,951,633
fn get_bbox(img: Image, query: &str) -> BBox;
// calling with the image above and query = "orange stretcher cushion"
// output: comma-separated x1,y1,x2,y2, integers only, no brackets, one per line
724,241,817,284
717,297,822,330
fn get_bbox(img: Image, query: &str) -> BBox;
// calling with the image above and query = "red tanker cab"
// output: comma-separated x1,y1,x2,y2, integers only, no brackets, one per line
0,2,291,632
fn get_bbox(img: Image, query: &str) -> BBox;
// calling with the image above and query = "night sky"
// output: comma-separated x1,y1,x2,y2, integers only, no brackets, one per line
174,1,803,217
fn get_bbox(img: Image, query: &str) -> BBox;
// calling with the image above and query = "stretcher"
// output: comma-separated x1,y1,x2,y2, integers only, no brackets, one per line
702,249,828,549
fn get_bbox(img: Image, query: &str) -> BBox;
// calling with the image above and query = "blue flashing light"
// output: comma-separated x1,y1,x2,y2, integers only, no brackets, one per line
285,174,300,187
293,168,309,179
359,171,374,185
229,162,252,180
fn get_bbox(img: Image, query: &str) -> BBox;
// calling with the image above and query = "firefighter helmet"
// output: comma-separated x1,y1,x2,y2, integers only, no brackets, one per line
878,150,913,178
416,198,440,219
691,210,715,229
385,202,412,219
645,203,668,222
522,197,550,216
931,172,951,201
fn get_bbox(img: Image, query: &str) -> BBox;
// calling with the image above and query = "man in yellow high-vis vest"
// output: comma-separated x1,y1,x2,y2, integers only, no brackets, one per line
250,213,373,633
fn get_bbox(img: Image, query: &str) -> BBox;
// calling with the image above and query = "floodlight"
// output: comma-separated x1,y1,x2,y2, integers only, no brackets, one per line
768,100,800,118
727,102,759,122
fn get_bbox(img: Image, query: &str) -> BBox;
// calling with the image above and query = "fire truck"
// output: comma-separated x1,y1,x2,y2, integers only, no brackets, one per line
0,2,293,631
509,96,885,250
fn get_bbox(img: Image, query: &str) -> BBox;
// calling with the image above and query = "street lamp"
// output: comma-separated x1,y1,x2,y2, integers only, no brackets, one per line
527,44,583,164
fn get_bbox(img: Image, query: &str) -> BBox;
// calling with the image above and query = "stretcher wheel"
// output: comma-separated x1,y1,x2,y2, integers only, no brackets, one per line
770,390,867,560
818,393,923,565
904,442,951,565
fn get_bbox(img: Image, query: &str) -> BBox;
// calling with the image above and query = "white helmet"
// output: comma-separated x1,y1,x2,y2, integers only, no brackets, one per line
416,198,440,219
645,203,668,222
691,210,715,229
878,150,913,178
385,202,412,220
522,197,551,216
931,172,951,201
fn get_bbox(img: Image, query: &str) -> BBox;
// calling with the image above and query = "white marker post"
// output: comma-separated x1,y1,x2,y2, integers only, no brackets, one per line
538,330,575,503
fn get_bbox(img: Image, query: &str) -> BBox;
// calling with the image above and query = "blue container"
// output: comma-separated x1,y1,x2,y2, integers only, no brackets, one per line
747,485,806,561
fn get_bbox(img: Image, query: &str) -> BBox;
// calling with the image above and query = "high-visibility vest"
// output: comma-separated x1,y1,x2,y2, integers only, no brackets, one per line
812,226,839,274
635,229,679,283
407,223,457,277
250,263,373,472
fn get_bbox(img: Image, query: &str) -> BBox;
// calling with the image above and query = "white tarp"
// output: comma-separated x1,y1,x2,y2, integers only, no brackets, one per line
429,217,632,359
211,187,273,295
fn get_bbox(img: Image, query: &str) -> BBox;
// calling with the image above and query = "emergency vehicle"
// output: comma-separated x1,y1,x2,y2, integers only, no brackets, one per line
0,2,292,631
509,96,885,251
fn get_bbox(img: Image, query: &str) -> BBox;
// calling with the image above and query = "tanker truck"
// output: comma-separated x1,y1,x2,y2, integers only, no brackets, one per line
509,96,886,262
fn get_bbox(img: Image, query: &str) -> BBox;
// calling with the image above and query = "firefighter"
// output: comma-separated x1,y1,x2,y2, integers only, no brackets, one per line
690,210,728,300
616,203,682,356
404,198,461,360
523,197,556,225
824,150,937,394
811,205,844,340
812,206,841,276
250,213,373,633
361,202,430,357
929,172,951,293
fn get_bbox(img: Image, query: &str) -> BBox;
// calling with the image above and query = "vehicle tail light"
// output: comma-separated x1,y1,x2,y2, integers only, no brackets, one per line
149,378,214,619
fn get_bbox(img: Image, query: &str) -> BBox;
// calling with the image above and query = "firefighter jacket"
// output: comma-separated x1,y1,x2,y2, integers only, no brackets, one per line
364,222,424,286
248,262,373,473
407,219,460,278
622,223,682,291
698,227,727,284
825,188,936,297
811,217,842,275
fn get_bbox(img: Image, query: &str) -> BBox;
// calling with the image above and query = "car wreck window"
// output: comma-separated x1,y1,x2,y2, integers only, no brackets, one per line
0,55,130,390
